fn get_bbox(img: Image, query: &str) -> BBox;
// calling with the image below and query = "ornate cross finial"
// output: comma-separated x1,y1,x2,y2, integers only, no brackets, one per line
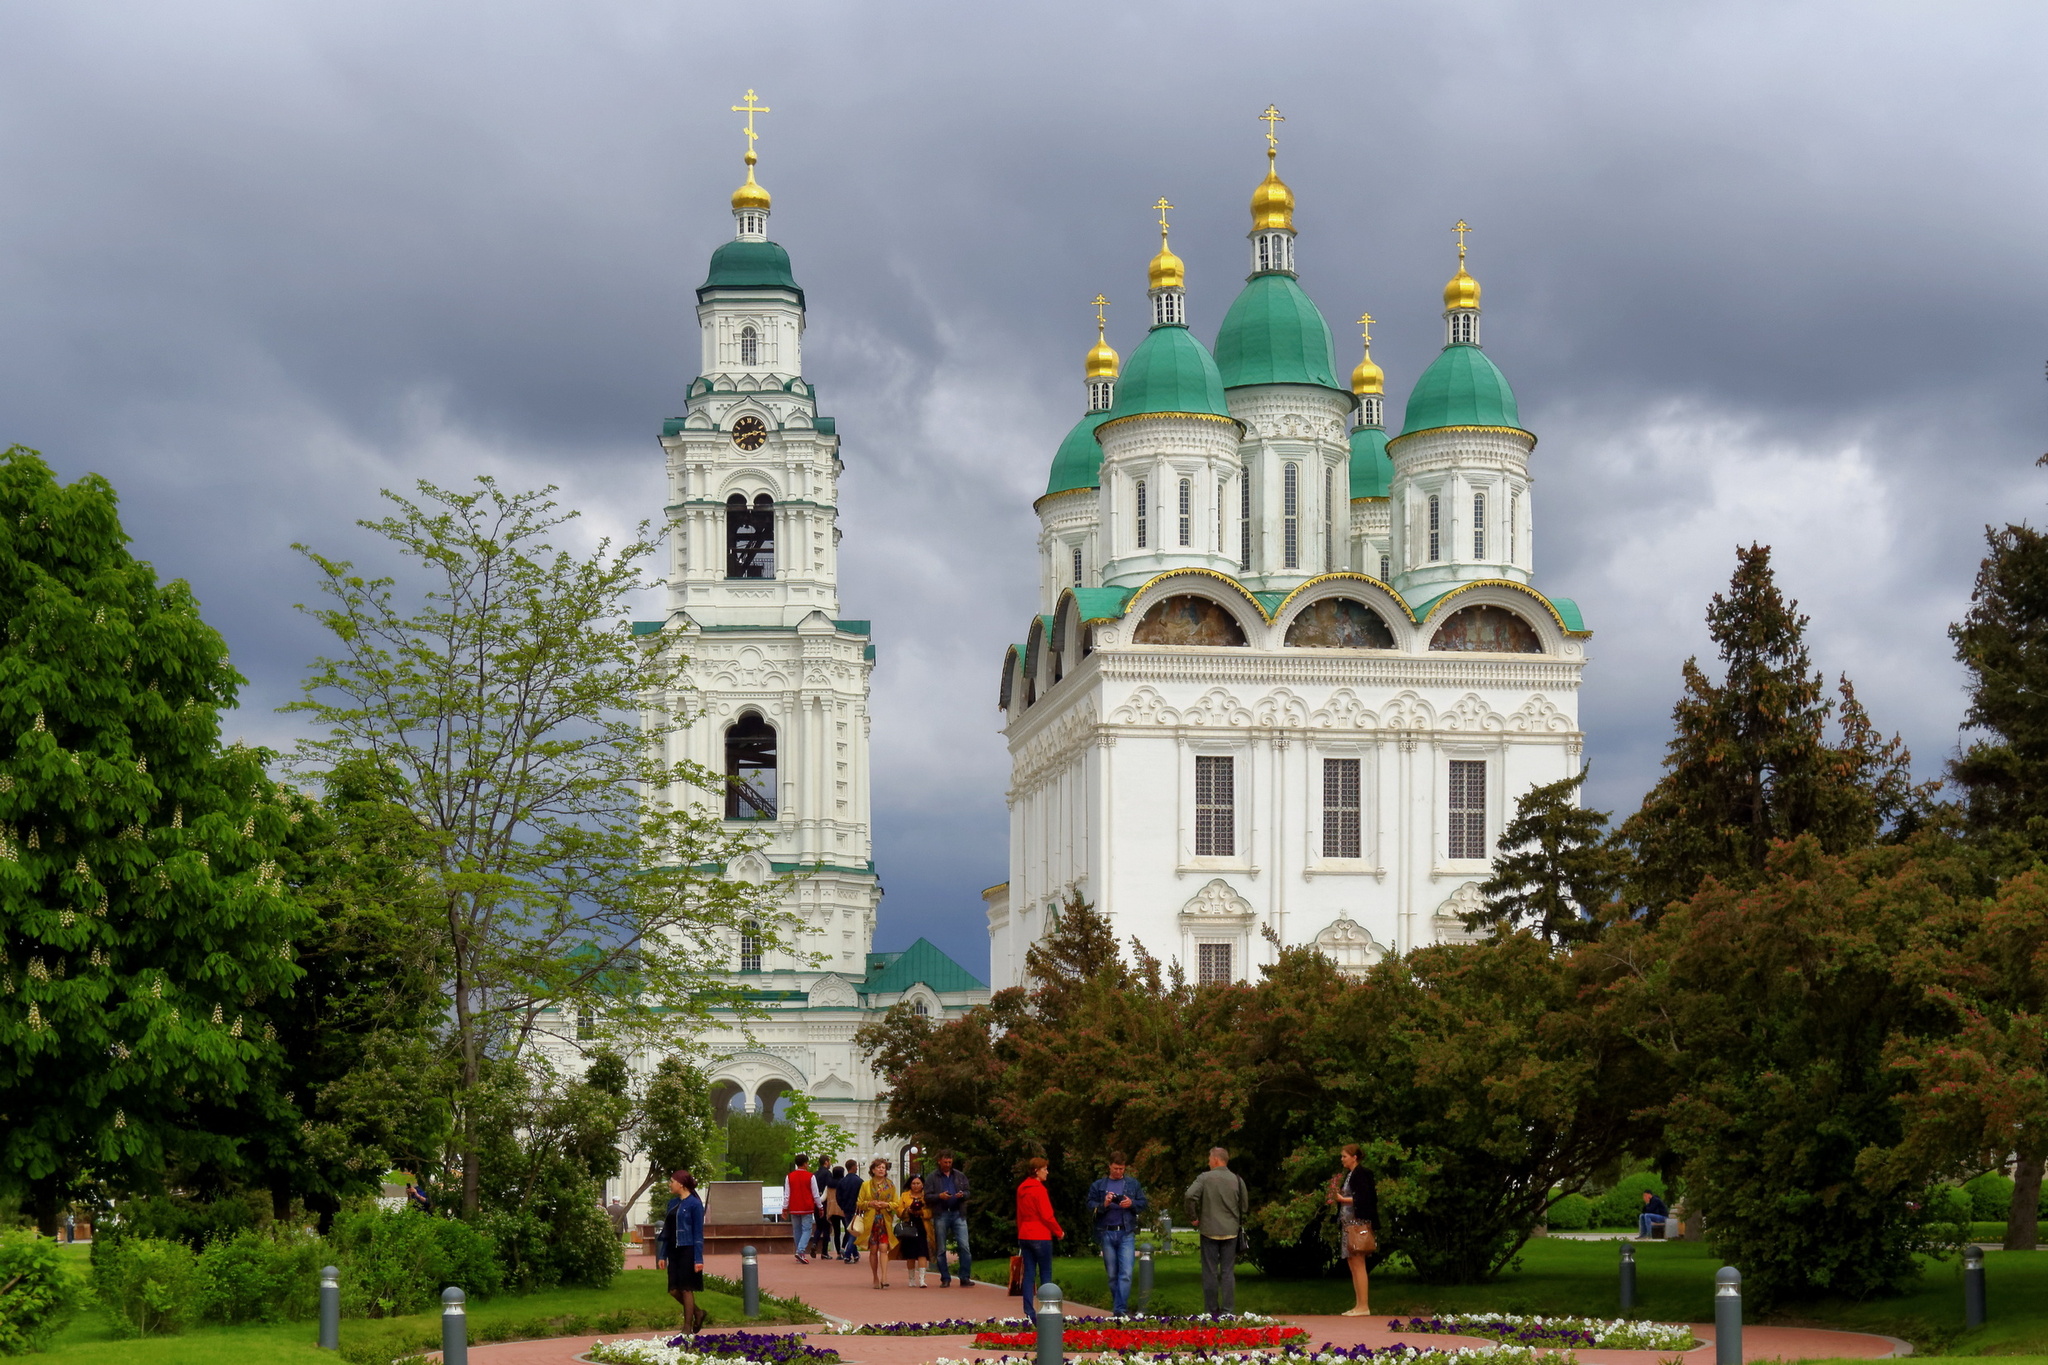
1452,219,1472,264
1358,312,1376,348
1259,104,1285,152
1092,294,1111,331
732,89,771,159
1154,197,1174,238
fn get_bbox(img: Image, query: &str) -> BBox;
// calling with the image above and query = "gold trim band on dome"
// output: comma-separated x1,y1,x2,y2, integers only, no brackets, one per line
1384,424,1538,455
1096,412,1244,439
1416,577,1593,638
1267,571,1416,624
1123,566,1273,621
1031,485,1098,516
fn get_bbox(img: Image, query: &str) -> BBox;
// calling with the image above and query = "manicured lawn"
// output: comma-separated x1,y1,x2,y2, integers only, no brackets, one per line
1052,1236,2048,1355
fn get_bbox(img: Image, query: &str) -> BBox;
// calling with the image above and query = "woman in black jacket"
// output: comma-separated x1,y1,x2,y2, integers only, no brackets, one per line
1330,1144,1378,1316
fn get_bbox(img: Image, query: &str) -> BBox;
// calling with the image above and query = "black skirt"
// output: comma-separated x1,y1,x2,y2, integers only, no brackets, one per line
668,1259,705,1291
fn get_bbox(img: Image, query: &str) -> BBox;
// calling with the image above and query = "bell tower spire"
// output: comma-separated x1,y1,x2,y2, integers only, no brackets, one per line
1248,104,1297,275
730,89,772,241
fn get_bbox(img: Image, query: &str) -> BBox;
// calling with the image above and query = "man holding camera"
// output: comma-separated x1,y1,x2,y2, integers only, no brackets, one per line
1086,1152,1149,1316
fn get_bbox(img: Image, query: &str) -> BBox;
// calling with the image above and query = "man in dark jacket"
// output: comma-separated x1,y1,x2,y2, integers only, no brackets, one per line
927,1150,973,1286
1638,1190,1669,1239
1087,1152,1149,1315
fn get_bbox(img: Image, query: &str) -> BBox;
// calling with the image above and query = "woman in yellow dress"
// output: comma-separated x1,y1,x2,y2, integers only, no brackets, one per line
856,1158,898,1288
892,1173,938,1287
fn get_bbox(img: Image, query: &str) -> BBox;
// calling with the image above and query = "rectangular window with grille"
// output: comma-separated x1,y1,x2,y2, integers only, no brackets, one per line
1379,552,1391,581
1136,480,1148,548
1427,494,1441,562
1197,941,1233,986
1322,757,1361,858
1072,545,1083,584
1240,475,1251,570
1473,491,1487,559
1283,463,1300,569
1510,492,1519,563
1217,477,1227,551
739,919,763,972
1179,478,1192,546
1324,467,1334,567
1195,755,1235,857
1447,759,1487,859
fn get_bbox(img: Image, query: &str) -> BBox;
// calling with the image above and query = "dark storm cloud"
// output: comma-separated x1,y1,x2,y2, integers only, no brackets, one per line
2,0,2042,972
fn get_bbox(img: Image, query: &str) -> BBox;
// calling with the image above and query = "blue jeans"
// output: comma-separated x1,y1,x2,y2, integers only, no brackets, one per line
1099,1228,1135,1315
791,1211,814,1256
1019,1239,1054,1309
933,1210,973,1284
1639,1212,1667,1237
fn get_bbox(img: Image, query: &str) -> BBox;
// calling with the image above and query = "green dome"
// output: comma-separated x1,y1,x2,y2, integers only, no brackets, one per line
1214,273,1345,391
1399,344,1521,436
698,239,803,302
1104,325,1232,423
1349,426,1392,500
1046,411,1111,496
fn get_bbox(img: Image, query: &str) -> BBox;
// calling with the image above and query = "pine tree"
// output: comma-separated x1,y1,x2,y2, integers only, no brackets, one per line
1622,544,1926,915
1950,507,2048,862
1473,768,1619,944
0,447,310,1231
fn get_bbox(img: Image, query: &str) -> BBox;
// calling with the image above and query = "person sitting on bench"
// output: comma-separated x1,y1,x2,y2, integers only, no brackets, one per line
1638,1190,1669,1239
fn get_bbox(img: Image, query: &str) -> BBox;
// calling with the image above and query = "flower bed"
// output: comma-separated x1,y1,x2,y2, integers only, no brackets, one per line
975,1326,1308,1352
1385,1315,1695,1350
851,1314,1282,1336
587,1331,843,1365
941,1347,1570,1365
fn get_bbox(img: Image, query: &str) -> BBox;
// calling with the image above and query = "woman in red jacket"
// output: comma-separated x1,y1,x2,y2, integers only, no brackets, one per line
1015,1156,1062,1309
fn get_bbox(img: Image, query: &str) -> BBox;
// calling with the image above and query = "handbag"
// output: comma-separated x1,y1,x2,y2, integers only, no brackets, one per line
1345,1220,1378,1255
893,1217,918,1241
1008,1253,1025,1297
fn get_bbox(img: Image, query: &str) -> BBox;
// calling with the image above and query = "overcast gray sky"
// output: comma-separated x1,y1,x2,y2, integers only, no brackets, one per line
2,0,2042,976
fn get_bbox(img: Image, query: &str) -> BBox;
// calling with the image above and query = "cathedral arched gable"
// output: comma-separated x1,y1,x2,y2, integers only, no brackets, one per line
1416,580,1585,655
715,465,785,501
1270,573,1418,651
1121,570,1266,646
999,642,1023,714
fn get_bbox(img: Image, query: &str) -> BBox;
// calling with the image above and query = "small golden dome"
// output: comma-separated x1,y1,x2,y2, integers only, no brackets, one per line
731,151,771,212
1250,148,1295,232
1444,265,1480,312
1086,328,1120,379
1149,236,1184,291
1351,351,1384,396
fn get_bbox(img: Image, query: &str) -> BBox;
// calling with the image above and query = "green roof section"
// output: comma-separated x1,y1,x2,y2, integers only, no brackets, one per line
1046,410,1112,496
815,416,836,436
1400,344,1522,437
631,620,664,636
698,239,803,303
1350,426,1393,499
1407,584,1590,637
1549,597,1587,633
1066,586,1134,622
833,619,871,635
1251,590,1288,617
1214,272,1346,393
862,937,987,995
1104,325,1232,424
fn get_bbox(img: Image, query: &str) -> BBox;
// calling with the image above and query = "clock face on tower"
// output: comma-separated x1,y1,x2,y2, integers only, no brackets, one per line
730,416,768,451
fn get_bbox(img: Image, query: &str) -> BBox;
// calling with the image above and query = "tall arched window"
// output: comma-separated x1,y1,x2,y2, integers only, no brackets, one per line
726,493,775,578
1510,491,1520,563
1379,552,1391,581
1283,463,1300,569
1216,476,1227,551
1473,491,1487,559
1178,478,1192,547
1323,467,1334,567
1359,396,1383,428
724,712,777,819
1089,379,1114,411
737,210,766,237
738,326,759,367
1449,312,1477,345
739,919,763,972
1427,494,1442,562
1240,475,1251,570
1152,291,1184,327
1071,545,1083,585
1135,480,1149,549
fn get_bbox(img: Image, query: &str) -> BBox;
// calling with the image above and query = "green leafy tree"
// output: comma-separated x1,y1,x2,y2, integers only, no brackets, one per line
0,447,312,1232
782,1092,854,1173
1473,768,1621,944
286,478,780,1217
468,1056,628,1292
1623,543,1928,916
618,1054,721,1215
1950,500,2048,863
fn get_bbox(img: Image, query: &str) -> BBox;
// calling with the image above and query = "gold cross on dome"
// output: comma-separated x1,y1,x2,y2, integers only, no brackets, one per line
1357,312,1375,347
1092,294,1111,329
1154,197,1174,235
1452,219,1472,263
1259,104,1285,150
732,89,771,155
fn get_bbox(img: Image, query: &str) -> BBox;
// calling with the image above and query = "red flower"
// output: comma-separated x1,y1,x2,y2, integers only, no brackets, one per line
970,1327,1307,1351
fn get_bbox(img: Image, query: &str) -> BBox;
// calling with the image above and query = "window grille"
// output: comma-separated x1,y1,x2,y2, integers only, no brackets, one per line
1197,942,1233,986
1324,466,1334,567
1449,312,1477,345
738,211,766,237
1473,492,1487,559
576,1008,597,1041
1448,759,1487,859
1072,545,1083,585
1195,755,1235,857
1379,552,1391,581
1427,494,1441,562
913,999,929,1017
1510,492,1519,563
1136,480,1148,549
1240,475,1251,570
739,326,759,367
1283,463,1300,569
1178,478,1192,546
1257,235,1273,272
1217,477,1227,551
1089,379,1114,412
1322,757,1361,858
1153,292,1184,327
740,919,762,972
1360,396,1383,428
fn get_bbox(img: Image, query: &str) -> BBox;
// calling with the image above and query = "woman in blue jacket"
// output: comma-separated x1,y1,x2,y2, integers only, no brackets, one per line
656,1170,707,1333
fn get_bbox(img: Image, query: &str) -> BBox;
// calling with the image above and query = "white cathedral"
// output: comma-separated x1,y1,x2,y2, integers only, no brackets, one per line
986,124,1592,990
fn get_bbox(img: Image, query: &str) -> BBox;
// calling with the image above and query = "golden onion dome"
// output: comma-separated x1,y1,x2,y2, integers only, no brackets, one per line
1444,264,1480,311
1085,328,1120,379
731,151,771,212
1351,350,1384,396
1149,236,1185,291
1250,149,1295,232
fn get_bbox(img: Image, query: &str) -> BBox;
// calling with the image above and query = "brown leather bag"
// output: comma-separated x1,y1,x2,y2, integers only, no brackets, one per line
1345,1220,1378,1255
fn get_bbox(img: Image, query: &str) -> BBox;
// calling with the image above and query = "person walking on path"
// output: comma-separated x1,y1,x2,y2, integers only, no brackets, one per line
655,1170,707,1334
894,1173,938,1287
1329,1144,1378,1316
1185,1147,1250,1317
840,1159,864,1261
1016,1156,1063,1311
821,1162,851,1263
786,1153,819,1264
857,1158,900,1288
1087,1152,1148,1316
1638,1190,1669,1239
927,1150,974,1287
63,1212,74,1244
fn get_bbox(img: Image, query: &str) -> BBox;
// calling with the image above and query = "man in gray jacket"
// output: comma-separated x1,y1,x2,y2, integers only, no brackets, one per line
1184,1147,1251,1315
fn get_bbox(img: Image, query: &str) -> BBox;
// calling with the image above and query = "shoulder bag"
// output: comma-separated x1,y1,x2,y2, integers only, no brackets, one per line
1345,1220,1378,1255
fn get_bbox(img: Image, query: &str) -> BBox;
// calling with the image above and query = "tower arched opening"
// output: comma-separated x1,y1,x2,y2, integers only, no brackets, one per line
725,711,778,818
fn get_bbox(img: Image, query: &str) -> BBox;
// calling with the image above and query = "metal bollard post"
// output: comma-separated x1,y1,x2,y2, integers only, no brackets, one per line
1137,1243,1155,1315
318,1265,340,1349
1619,1242,1636,1312
1964,1244,1987,1329
1035,1282,1064,1365
1713,1266,1741,1365
441,1286,468,1365
742,1244,760,1318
